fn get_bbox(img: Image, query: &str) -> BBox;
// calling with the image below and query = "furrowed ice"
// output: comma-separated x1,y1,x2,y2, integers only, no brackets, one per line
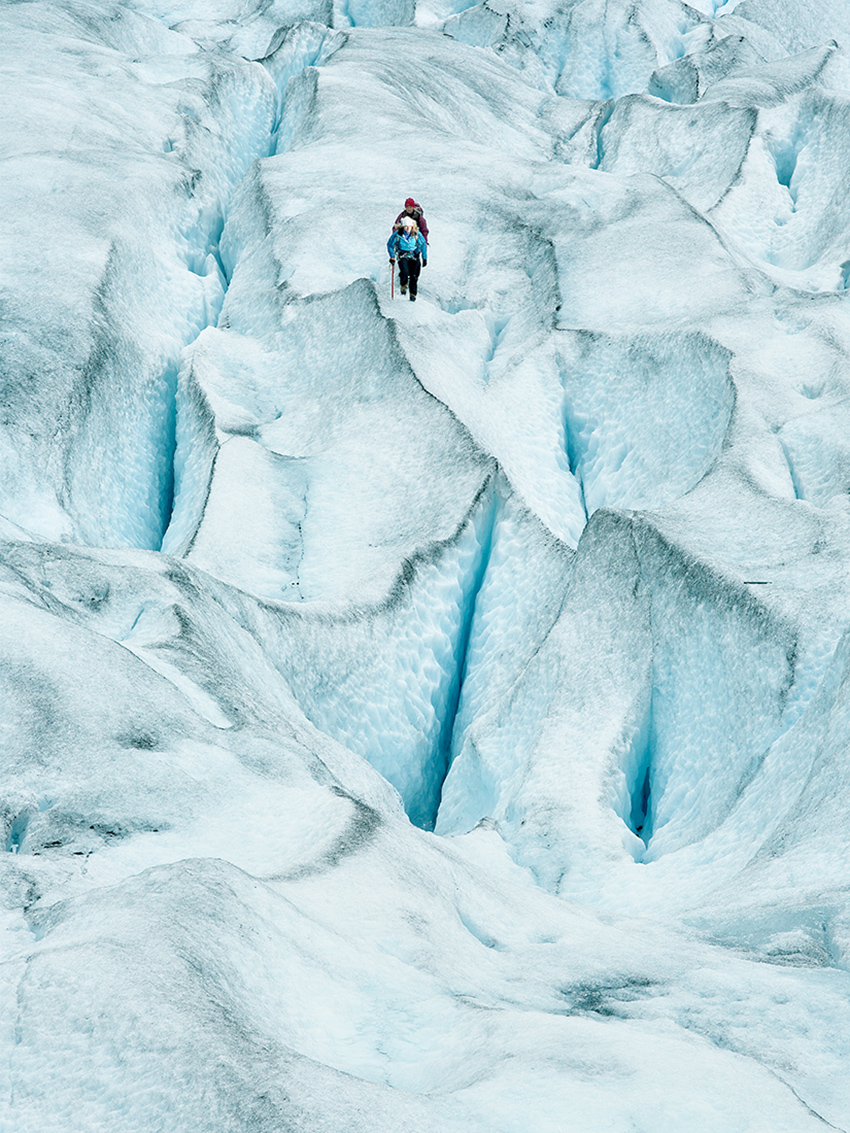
3,0,850,1129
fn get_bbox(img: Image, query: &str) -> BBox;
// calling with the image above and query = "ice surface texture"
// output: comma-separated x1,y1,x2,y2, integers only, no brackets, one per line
5,0,850,1129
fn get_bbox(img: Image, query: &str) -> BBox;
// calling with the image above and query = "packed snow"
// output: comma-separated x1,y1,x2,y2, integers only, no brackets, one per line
4,0,850,1129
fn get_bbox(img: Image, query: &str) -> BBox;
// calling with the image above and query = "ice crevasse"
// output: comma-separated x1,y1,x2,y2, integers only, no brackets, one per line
4,0,850,1130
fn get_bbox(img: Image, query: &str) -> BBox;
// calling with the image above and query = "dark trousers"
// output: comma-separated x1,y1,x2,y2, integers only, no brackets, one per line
398,256,421,296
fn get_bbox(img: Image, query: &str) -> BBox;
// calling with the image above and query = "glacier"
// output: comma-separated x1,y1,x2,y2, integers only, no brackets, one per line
4,0,850,1128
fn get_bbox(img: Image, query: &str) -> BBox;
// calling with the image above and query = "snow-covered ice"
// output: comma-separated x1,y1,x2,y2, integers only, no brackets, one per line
4,0,850,1128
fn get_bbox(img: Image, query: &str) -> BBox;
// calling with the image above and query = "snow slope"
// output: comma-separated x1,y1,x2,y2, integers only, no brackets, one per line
4,0,850,1129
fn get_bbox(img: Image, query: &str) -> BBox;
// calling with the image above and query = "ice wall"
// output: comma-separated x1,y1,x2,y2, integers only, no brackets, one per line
5,0,850,1129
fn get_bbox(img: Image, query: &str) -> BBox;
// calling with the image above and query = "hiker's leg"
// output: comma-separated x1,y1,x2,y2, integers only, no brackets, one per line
398,259,411,293
409,259,421,297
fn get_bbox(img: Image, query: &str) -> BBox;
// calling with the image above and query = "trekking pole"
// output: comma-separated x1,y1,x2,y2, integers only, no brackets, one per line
391,260,395,299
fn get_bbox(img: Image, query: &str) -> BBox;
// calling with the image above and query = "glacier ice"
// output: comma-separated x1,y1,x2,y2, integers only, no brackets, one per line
5,0,850,1129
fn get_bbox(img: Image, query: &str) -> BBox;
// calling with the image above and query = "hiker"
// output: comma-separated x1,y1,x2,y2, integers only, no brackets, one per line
393,197,429,244
388,217,428,301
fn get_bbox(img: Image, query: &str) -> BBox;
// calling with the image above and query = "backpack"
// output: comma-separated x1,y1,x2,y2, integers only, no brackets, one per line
394,204,428,243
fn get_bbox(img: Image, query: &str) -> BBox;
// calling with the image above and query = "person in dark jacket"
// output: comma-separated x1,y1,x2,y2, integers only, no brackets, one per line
387,217,427,301
393,197,429,244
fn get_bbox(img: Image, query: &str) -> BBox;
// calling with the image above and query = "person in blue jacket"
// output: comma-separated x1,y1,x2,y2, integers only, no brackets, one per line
387,217,427,301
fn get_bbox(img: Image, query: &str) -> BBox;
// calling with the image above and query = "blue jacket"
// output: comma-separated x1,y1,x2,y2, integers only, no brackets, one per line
388,229,427,262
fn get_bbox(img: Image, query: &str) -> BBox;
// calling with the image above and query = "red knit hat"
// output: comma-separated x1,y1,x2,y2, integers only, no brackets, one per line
404,197,415,207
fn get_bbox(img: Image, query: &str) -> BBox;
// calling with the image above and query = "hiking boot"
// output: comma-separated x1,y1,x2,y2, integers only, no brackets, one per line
400,284,407,295
409,293,417,301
